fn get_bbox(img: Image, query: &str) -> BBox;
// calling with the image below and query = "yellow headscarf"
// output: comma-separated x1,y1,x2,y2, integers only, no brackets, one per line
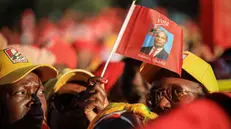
88,103,158,129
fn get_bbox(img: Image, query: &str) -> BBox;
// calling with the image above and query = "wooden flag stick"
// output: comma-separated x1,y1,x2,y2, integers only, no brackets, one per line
100,0,136,77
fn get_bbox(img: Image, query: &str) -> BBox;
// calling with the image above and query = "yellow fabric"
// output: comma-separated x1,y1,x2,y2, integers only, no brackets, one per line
183,51,219,93
0,47,57,85
88,103,158,129
218,79,231,92
140,51,219,93
50,68,94,93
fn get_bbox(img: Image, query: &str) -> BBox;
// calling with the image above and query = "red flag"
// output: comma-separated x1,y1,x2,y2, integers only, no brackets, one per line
200,0,231,50
116,5,183,75
213,0,231,49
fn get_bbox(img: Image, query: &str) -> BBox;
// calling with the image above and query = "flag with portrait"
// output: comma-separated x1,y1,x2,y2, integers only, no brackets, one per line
116,4,183,75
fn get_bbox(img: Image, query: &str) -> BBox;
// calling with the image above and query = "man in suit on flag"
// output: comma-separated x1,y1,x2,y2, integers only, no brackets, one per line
140,30,169,60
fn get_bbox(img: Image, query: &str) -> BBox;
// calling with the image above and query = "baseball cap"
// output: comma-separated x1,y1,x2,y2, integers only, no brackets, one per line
48,68,94,93
140,51,219,93
0,47,57,85
8,44,56,65
217,79,231,92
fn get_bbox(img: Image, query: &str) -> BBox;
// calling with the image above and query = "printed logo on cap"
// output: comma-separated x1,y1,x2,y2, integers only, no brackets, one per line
4,48,28,63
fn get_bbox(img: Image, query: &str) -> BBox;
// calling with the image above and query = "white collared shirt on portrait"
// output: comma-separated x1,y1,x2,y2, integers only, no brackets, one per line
149,47,164,57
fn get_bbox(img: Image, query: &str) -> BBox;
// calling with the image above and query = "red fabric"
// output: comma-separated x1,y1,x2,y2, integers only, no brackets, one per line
46,38,77,68
58,18,76,38
21,9,35,30
94,62,125,92
59,18,75,30
8,32,21,45
0,27,20,44
37,19,59,43
72,40,98,54
213,0,231,49
140,99,231,129
116,5,183,76
200,0,213,49
200,0,231,50
42,123,50,129
154,7,168,16
96,8,125,33
34,19,77,68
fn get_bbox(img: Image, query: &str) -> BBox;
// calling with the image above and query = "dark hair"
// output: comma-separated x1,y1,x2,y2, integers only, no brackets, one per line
94,118,134,129
47,92,89,129
47,80,90,129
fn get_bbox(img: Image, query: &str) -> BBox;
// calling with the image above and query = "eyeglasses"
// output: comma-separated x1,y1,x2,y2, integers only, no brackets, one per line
147,84,203,107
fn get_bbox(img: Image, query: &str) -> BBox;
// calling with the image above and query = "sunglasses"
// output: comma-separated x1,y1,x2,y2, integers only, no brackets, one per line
148,84,202,107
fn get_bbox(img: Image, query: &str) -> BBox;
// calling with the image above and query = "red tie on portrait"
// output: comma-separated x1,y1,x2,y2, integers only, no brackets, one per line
150,48,158,57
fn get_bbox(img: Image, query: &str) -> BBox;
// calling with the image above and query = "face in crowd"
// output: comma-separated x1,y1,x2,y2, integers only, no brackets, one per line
154,30,168,48
48,76,107,129
146,70,207,114
0,72,47,126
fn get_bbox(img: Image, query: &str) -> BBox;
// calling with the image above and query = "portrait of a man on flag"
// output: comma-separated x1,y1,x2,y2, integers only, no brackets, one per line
111,1,183,75
140,25,174,60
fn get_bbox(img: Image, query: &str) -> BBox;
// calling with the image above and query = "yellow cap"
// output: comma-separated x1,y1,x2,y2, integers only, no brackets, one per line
140,51,219,93
182,51,218,93
0,47,57,85
217,79,231,92
50,68,94,93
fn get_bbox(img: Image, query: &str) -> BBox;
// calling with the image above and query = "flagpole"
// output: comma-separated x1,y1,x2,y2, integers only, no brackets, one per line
100,0,136,77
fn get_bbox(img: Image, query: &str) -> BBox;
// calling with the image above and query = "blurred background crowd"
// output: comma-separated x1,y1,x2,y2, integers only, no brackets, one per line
0,0,230,94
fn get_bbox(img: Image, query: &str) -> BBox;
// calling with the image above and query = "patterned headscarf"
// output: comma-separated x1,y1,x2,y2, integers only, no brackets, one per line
88,103,158,129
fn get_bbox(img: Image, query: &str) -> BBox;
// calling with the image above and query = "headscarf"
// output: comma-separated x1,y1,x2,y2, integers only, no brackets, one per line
88,103,158,129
